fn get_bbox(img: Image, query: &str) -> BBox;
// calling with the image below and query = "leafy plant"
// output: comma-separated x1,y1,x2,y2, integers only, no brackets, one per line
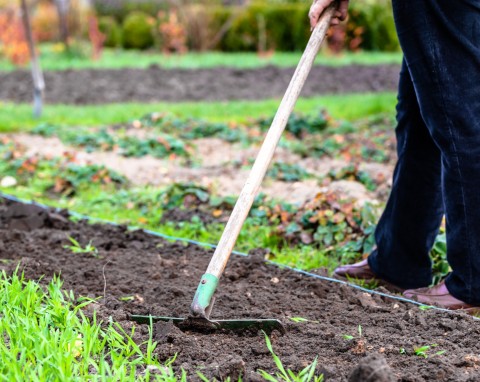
430,233,450,285
259,112,329,138
326,164,377,192
64,237,99,258
258,332,324,382
267,162,311,182
159,183,210,210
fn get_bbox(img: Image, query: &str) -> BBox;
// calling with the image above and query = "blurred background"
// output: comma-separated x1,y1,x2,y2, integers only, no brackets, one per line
0,0,398,66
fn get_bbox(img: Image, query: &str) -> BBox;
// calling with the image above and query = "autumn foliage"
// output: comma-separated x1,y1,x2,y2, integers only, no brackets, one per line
157,10,187,54
0,8,30,65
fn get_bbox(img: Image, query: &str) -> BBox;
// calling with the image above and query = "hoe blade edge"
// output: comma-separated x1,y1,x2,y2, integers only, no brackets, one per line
129,315,285,334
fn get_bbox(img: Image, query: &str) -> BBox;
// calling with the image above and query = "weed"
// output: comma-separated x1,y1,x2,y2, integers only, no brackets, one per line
64,236,99,258
289,317,319,324
343,325,363,341
258,332,324,382
345,275,379,290
414,344,444,359
418,305,433,311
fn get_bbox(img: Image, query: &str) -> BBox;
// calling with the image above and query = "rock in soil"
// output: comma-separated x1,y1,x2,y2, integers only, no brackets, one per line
348,354,395,382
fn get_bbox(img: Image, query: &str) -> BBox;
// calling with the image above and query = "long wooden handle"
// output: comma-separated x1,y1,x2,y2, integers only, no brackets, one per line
206,5,336,277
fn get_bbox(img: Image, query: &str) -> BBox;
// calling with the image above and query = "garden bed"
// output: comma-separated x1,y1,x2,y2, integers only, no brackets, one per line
0,64,399,104
1,196,479,381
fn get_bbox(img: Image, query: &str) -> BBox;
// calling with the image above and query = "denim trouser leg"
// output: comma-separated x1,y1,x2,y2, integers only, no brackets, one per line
370,0,480,303
368,59,444,290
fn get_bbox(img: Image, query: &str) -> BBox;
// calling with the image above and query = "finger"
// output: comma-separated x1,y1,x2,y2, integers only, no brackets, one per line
338,0,349,20
309,0,333,29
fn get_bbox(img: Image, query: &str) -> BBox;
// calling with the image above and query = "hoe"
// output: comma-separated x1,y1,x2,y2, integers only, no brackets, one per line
130,4,336,333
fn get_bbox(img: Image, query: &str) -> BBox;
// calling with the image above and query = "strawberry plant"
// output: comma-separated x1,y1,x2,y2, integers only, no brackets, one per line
267,162,311,182
325,163,377,191
258,111,329,138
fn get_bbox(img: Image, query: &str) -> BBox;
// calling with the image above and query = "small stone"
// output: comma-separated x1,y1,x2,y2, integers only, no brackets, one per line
1,176,17,188
349,354,395,382
271,277,280,284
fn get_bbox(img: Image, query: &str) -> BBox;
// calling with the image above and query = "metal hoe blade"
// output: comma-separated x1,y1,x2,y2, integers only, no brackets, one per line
129,315,285,334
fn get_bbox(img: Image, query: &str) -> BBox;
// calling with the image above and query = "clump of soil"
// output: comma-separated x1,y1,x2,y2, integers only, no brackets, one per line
1,197,479,381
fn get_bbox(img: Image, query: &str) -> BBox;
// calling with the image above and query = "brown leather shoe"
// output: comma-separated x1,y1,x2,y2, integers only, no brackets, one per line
403,281,480,314
335,259,376,279
334,259,404,292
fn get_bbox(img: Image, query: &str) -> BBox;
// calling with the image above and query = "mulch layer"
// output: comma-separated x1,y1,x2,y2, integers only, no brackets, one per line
1,196,480,382
0,64,400,104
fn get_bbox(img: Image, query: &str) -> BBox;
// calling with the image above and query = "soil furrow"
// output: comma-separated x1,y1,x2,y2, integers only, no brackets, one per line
0,65,400,104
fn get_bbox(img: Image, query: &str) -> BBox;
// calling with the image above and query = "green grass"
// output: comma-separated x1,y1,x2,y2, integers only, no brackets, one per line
0,45,403,72
0,272,182,381
0,92,396,132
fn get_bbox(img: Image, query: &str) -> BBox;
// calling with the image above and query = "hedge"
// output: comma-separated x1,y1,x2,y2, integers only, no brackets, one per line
121,11,155,50
100,1,399,52
217,1,399,52
98,16,122,48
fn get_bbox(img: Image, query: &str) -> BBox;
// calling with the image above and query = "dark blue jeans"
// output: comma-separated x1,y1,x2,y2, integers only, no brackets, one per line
368,0,480,304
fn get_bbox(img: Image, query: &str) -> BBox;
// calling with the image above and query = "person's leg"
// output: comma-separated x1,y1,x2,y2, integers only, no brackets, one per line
391,0,480,304
367,59,444,290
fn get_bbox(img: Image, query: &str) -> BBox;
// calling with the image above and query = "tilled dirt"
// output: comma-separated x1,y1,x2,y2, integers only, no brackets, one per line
1,197,480,381
0,64,400,104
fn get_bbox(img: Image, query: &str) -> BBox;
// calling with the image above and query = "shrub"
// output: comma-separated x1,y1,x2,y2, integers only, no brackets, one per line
122,11,154,50
31,1,58,42
221,6,260,52
345,0,399,51
0,9,30,65
92,0,168,22
218,1,398,52
157,10,187,53
98,16,122,48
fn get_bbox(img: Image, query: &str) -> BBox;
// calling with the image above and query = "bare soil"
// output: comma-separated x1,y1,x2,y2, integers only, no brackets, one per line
1,197,480,381
0,65,400,104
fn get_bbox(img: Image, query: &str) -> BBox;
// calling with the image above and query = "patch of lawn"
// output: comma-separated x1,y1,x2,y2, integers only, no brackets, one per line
0,272,180,381
0,92,396,132
0,46,403,72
